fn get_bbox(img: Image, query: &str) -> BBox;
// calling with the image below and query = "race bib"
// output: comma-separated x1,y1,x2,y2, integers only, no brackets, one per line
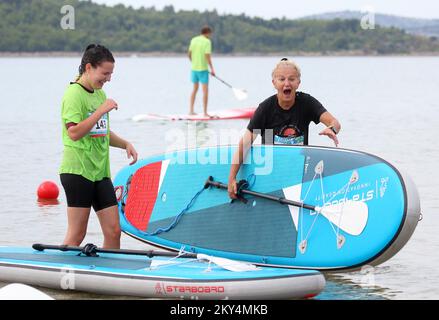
89,112,108,138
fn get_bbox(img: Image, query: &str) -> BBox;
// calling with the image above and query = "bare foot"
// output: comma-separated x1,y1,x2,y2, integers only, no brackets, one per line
188,112,197,116
204,113,219,119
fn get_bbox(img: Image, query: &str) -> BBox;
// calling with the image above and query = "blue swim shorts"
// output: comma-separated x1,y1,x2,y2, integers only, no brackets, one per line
191,70,209,84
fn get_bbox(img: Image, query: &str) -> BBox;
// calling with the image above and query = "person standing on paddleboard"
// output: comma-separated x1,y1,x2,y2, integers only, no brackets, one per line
228,58,341,199
59,44,138,249
188,25,216,118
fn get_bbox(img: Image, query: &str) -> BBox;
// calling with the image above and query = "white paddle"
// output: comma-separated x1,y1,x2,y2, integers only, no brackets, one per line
211,74,248,101
314,200,368,236
205,176,369,236
308,166,367,236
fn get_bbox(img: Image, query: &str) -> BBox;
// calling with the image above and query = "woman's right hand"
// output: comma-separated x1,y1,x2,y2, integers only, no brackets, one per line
98,99,118,114
228,178,238,199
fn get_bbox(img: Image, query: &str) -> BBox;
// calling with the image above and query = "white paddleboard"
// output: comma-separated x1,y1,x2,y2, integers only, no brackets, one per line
132,107,256,122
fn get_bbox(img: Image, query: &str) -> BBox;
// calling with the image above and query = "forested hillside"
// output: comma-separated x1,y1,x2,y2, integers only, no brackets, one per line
1,0,438,54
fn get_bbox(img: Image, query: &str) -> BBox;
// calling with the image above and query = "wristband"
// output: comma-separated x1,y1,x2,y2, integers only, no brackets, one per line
328,126,338,135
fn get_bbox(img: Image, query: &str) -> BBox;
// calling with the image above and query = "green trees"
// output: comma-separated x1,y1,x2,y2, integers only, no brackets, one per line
1,0,438,53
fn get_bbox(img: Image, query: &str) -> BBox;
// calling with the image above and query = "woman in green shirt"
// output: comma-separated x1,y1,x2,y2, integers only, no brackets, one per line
60,44,138,249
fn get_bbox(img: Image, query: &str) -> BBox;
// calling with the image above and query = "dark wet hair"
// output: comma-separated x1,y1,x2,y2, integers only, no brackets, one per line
77,44,115,79
201,25,212,34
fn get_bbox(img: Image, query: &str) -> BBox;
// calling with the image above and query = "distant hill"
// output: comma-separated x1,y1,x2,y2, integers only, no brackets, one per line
0,1,438,54
301,11,439,38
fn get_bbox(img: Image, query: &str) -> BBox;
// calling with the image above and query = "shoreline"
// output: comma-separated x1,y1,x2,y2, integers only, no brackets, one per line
1,51,438,58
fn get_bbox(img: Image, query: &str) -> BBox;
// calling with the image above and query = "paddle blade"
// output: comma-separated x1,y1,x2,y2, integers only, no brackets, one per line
232,88,248,101
319,200,369,236
197,254,260,272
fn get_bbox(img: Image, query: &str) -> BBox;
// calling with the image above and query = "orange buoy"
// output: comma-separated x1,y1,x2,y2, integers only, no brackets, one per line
37,181,59,200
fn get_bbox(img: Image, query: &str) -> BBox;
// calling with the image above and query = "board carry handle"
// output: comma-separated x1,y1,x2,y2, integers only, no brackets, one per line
32,243,197,259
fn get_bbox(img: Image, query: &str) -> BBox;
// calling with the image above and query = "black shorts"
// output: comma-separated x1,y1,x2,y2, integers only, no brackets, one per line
60,174,118,212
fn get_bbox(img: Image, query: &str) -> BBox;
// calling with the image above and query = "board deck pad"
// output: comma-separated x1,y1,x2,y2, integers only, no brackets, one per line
125,161,163,231
114,145,421,270
147,190,298,257
0,251,151,269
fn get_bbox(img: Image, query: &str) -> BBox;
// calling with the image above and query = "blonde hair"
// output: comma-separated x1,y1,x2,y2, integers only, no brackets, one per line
272,58,301,79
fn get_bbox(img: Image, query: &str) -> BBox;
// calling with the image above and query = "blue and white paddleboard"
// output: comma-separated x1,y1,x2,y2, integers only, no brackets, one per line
0,245,324,299
113,145,421,271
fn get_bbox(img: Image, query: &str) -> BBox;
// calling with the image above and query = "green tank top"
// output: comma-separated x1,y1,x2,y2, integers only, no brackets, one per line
59,83,111,182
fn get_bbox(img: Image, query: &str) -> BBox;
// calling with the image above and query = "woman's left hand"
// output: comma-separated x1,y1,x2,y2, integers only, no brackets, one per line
319,127,339,147
126,143,138,165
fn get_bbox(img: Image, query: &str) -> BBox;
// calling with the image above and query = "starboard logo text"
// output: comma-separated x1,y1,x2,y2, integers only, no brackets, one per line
155,282,225,295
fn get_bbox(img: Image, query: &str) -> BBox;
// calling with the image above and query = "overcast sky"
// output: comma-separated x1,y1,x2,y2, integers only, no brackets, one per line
92,0,439,19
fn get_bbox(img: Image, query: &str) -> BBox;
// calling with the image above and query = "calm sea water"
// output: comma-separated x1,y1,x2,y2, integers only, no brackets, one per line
0,56,438,300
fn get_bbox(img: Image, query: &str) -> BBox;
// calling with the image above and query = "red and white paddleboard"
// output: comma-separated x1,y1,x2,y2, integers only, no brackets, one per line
132,107,256,122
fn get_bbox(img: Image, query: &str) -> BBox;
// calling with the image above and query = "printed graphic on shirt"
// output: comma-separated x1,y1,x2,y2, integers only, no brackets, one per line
89,112,108,138
274,125,304,145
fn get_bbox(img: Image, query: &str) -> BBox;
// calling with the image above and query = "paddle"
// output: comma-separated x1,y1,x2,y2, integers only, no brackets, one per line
32,243,259,272
204,176,369,236
32,243,197,258
211,74,248,101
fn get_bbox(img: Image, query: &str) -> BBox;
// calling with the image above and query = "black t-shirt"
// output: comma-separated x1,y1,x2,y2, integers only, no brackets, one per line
247,92,327,145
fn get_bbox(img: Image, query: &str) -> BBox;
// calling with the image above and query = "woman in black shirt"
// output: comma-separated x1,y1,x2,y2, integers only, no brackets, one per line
228,58,341,199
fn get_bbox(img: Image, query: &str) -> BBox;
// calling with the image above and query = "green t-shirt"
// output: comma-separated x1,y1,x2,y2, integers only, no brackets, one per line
59,83,111,182
188,35,212,71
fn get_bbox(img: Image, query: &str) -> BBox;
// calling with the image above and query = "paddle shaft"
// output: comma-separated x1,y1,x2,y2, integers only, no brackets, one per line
32,243,197,259
205,178,316,211
211,74,233,88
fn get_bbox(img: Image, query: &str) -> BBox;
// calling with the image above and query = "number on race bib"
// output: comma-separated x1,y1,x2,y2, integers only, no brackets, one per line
89,113,108,138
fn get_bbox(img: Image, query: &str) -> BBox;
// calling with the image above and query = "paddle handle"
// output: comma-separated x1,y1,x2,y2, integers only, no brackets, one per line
32,243,197,259
205,176,316,211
